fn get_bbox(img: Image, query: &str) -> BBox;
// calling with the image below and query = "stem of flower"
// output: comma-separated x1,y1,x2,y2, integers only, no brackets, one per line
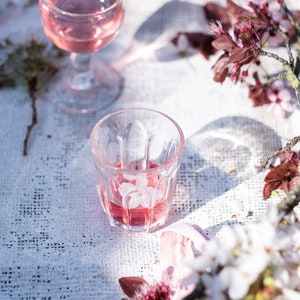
280,2,300,38
259,49,300,98
277,178,300,216
23,84,38,156
280,1,300,62
258,136,300,170
258,49,289,65
276,26,295,66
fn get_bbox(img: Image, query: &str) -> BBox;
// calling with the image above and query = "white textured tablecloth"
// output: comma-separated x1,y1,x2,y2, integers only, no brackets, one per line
1,0,300,299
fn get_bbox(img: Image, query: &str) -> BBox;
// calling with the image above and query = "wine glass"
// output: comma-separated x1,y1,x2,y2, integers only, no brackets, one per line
38,0,125,114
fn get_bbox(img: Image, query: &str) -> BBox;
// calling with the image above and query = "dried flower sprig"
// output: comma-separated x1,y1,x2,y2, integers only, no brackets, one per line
0,37,64,155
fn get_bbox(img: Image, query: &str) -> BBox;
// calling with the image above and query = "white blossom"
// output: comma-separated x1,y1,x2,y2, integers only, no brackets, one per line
118,174,162,209
186,206,300,299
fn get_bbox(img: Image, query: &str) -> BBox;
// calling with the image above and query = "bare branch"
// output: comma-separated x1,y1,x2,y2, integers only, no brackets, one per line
258,135,300,171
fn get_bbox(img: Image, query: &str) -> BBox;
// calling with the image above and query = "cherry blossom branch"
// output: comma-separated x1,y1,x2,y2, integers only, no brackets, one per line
279,1,300,39
258,48,289,65
258,135,300,171
277,178,300,216
280,0,300,99
283,63,300,99
258,49,300,99
277,27,295,67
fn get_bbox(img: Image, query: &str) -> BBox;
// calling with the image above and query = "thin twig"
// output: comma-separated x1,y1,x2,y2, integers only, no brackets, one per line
280,2,300,38
277,179,300,216
275,23,295,66
23,85,38,156
258,49,289,65
280,1,300,59
257,135,300,171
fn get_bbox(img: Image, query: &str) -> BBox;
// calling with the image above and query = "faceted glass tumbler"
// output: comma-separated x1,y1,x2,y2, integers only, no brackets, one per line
90,108,185,232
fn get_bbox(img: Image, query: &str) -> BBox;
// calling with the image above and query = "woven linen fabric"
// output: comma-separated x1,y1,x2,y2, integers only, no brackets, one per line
1,0,300,299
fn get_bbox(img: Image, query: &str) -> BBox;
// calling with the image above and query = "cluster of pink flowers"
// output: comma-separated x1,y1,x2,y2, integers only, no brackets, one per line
172,0,300,118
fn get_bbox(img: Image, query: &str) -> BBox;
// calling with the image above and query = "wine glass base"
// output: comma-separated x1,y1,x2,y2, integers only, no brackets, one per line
42,60,124,114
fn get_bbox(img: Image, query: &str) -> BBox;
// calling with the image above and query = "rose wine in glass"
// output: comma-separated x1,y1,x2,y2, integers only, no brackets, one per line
90,108,185,232
39,0,125,113
96,160,172,231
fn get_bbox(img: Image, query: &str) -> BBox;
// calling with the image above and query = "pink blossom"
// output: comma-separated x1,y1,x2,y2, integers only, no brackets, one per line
119,223,209,300
267,80,294,118
159,223,209,300
267,10,292,46
228,62,241,82
209,20,225,35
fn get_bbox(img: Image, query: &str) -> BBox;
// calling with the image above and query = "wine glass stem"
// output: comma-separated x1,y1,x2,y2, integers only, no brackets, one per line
68,53,95,91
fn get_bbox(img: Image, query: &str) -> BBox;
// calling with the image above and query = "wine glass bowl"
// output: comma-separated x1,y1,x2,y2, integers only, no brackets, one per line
38,0,125,113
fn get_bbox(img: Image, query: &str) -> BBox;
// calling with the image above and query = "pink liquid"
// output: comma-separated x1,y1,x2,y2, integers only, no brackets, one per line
40,0,124,54
98,162,171,229
108,200,168,228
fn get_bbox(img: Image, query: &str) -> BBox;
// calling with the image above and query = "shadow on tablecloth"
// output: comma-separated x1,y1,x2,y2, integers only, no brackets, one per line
169,115,282,227
113,0,206,71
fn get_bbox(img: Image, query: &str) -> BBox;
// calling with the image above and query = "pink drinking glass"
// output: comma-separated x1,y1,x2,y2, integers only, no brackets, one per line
90,108,185,232
38,0,125,113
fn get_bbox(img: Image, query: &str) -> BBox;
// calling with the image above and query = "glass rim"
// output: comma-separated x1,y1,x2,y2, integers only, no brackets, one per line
90,107,185,174
41,0,124,18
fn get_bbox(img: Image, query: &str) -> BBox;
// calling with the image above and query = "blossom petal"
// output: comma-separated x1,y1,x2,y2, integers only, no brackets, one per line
136,175,148,188
278,89,292,101
159,223,209,299
280,101,294,113
118,182,137,197
219,267,250,300
127,192,150,209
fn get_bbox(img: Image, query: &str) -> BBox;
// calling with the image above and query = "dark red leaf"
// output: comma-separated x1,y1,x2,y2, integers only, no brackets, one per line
248,72,269,106
211,35,235,52
185,32,217,59
248,85,268,106
171,32,217,59
212,53,230,83
263,181,281,200
264,162,299,182
229,47,255,65
263,159,300,199
119,276,148,298
225,0,253,25
203,2,231,30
